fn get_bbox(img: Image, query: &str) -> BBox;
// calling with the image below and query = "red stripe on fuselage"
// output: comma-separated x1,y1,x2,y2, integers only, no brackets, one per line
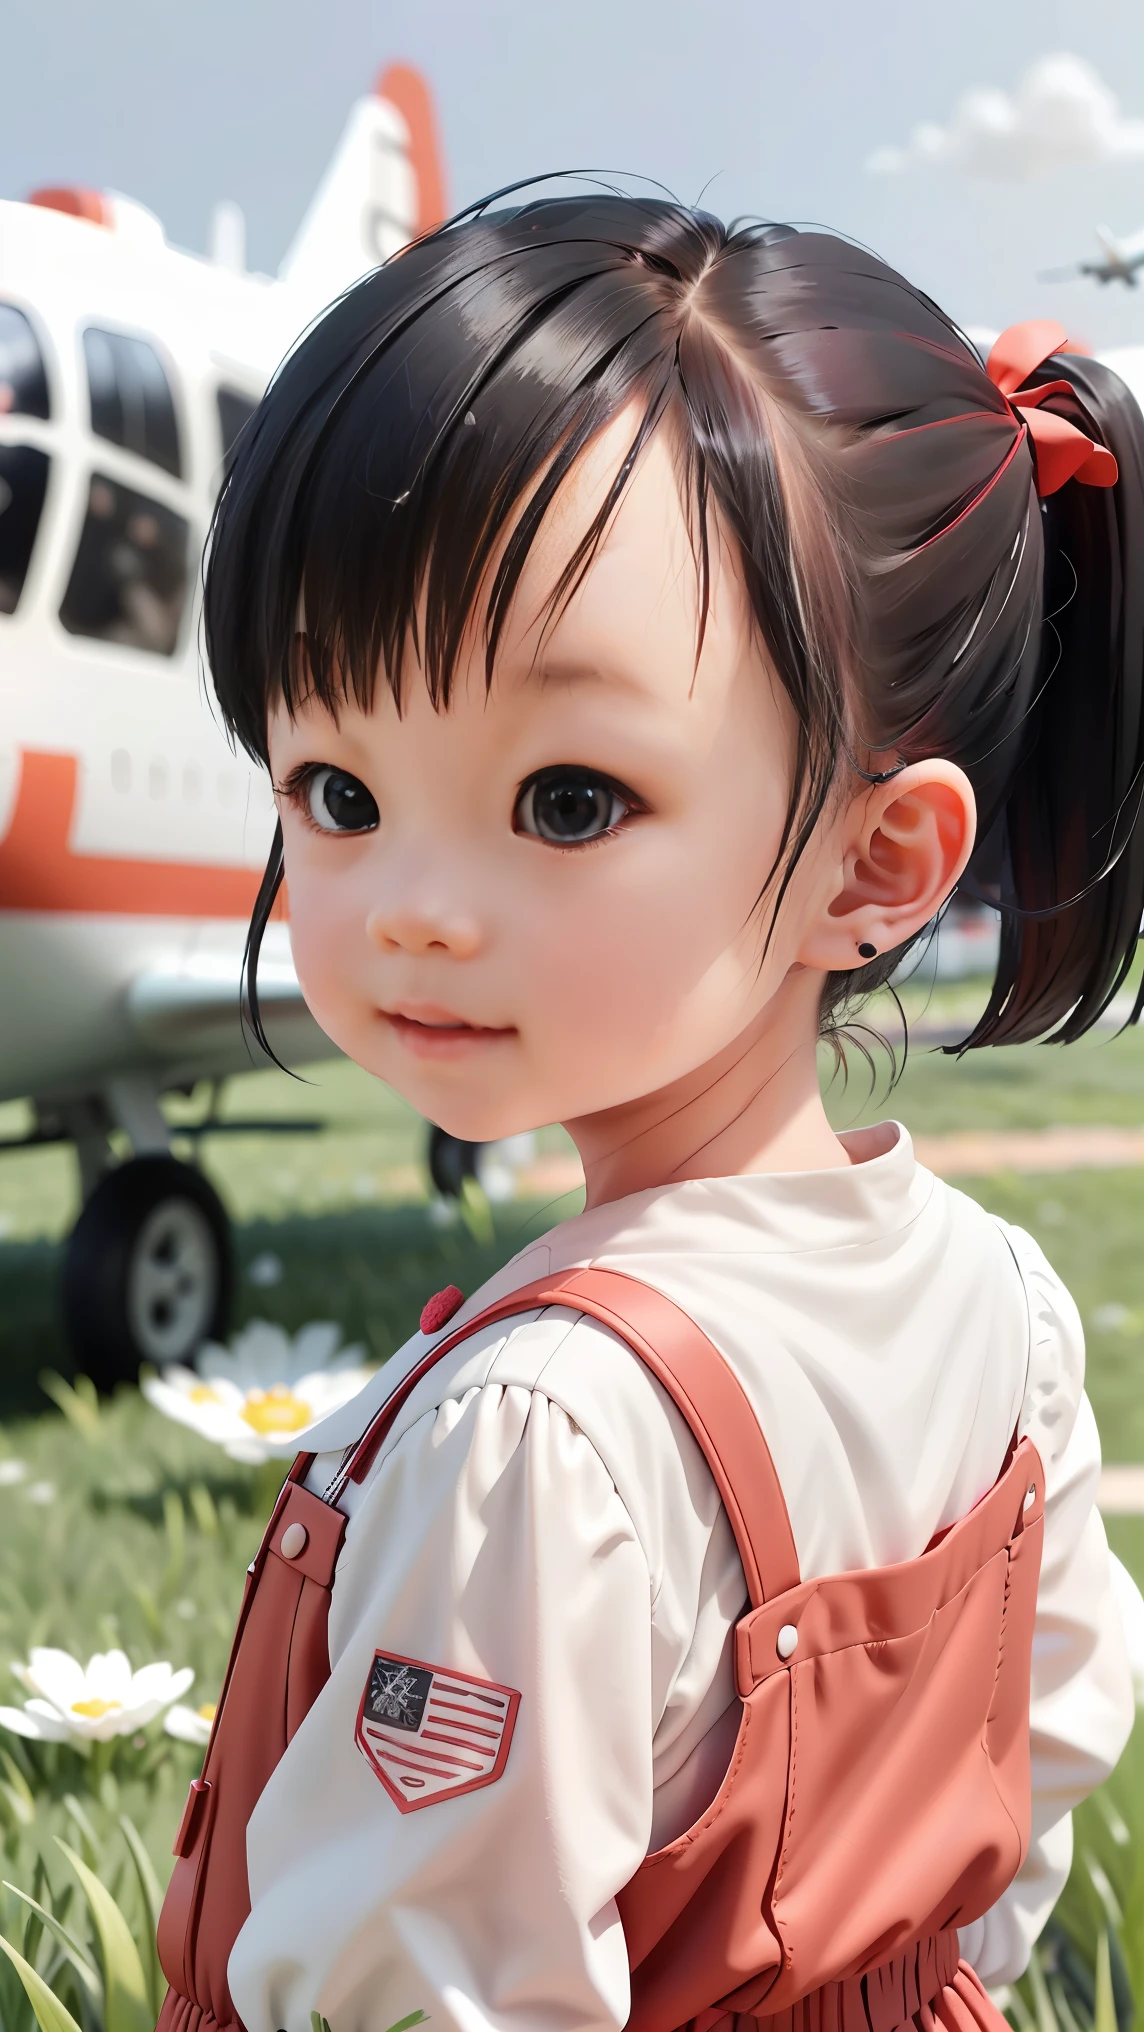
0,750,283,919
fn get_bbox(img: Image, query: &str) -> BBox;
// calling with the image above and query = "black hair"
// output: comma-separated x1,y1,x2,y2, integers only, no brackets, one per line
203,193,1144,1056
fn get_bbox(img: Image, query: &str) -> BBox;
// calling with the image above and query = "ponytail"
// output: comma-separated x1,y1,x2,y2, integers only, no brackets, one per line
964,352,1144,1046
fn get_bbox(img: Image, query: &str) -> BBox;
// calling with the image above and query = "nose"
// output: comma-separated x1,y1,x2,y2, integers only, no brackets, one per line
365,897,482,960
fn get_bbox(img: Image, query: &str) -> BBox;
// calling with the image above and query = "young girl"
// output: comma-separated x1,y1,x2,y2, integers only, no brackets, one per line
159,201,1141,2032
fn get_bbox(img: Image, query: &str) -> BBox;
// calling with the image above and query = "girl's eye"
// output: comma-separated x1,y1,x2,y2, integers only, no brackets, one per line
515,769,632,846
305,767,379,834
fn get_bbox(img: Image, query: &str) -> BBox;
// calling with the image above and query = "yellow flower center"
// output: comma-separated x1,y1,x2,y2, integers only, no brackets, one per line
240,1385,312,1434
71,1698,122,1719
188,1384,222,1404
198,1703,217,1722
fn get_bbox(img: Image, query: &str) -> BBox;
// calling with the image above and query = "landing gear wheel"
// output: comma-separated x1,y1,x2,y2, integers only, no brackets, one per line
62,1156,233,1391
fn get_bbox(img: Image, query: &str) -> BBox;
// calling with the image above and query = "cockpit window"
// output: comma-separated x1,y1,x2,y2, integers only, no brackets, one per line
0,446,49,613
216,386,258,465
0,305,50,419
59,473,188,655
83,328,182,477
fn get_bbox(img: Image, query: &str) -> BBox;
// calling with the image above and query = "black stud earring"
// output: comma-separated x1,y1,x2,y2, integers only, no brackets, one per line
857,941,878,960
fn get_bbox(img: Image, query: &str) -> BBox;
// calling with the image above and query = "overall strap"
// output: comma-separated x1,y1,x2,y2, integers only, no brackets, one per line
328,1266,800,1605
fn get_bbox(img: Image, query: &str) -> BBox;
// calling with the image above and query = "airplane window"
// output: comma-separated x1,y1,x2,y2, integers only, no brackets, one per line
0,445,49,613
216,386,257,464
0,305,50,419
59,473,188,656
83,328,182,477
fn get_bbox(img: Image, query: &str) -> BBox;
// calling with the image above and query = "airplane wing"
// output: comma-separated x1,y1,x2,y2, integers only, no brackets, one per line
278,63,448,317
127,943,330,1074
1096,222,1144,260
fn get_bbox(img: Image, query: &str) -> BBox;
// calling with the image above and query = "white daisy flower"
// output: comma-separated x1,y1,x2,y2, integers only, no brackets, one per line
141,1318,372,1463
0,1647,194,1745
164,1700,217,1746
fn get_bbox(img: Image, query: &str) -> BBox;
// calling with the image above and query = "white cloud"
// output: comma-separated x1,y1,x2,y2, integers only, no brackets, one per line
867,53,1144,180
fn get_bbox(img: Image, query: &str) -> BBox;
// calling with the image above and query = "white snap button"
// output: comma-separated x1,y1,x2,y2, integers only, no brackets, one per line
1024,1484,1037,1509
776,1623,798,1660
280,1521,308,1560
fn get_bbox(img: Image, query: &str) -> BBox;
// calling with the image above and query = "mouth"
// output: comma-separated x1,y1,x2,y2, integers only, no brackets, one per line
380,1003,517,1060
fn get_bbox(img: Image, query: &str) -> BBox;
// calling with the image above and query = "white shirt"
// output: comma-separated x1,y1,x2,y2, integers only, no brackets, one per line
229,1123,1135,2032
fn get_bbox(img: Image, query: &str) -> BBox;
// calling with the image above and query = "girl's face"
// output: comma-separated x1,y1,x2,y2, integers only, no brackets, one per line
268,411,845,1145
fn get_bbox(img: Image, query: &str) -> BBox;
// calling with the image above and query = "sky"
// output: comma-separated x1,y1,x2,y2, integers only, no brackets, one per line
6,0,1144,351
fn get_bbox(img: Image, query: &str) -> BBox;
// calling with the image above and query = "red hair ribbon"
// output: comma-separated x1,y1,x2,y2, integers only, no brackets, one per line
986,319,1118,495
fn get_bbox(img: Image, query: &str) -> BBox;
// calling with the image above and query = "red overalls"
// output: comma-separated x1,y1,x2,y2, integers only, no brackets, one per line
157,1267,1044,2032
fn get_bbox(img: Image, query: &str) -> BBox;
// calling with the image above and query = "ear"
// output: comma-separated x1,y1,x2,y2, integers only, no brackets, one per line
798,761,977,972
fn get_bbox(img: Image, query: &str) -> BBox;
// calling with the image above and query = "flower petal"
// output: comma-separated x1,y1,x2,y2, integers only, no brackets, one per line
130,1662,193,1708
222,1435,276,1463
123,1700,166,1730
86,1651,133,1702
20,1648,86,1710
0,1702,67,1741
166,1666,196,1703
328,1344,369,1374
292,1322,341,1371
164,1703,214,1745
71,1704,135,1742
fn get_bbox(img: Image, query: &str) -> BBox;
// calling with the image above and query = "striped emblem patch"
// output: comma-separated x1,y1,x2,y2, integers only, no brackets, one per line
355,1650,520,1812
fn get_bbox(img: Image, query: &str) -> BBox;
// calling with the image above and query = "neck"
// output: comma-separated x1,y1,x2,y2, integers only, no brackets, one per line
566,967,851,1210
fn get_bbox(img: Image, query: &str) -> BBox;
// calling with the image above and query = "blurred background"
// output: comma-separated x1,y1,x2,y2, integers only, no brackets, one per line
2,9,1144,2032
6,0,1144,346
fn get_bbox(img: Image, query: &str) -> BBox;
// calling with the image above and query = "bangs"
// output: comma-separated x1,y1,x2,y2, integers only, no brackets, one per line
206,200,731,760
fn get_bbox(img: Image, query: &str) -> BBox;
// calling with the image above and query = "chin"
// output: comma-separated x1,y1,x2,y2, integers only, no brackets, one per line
421,1098,536,1144
390,1073,547,1147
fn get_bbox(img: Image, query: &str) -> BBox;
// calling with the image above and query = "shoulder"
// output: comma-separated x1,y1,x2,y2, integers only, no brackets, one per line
307,1297,723,1597
487,1305,726,1595
919,1181,1085,1449
986,1214,1085,1467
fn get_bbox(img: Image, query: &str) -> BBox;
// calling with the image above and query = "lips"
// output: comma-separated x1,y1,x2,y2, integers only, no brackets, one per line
387,1002,490,1029
380,1004,516,1059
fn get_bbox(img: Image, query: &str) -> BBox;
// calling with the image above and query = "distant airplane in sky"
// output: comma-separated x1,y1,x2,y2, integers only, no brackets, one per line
0,63,448,1387
1040,224,1144,288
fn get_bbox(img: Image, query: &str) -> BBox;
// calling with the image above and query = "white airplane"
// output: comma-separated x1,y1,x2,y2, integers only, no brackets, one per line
0,64,450,1386
1039,224,1144,289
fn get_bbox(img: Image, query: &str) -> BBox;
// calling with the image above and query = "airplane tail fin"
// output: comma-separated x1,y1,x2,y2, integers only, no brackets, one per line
279,62,448,313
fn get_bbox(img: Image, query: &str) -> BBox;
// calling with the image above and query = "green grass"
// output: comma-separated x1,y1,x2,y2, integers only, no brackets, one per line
822,1002,1144,1135
0,991,1142,2028
0,1390,266,1888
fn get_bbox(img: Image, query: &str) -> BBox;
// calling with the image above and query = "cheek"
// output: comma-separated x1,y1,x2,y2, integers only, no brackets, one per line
518,814,775,1082
281,845,371,1043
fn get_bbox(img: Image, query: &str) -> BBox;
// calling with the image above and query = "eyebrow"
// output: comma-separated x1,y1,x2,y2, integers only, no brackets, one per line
532,655,659,700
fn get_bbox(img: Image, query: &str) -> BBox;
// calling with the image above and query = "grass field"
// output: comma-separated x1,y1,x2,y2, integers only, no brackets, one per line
0,991,1144,2030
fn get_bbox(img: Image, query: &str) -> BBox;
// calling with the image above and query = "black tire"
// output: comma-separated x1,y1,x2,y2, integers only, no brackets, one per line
427,1126,482,1199
62,1156,233,1391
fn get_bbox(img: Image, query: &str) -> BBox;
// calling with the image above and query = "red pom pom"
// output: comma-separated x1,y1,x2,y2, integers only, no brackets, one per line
420,1285,464,1334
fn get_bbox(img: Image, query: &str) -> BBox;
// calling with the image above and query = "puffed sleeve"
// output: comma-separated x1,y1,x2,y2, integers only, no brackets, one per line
959,1225,1138,1987
228,1378,656,2032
